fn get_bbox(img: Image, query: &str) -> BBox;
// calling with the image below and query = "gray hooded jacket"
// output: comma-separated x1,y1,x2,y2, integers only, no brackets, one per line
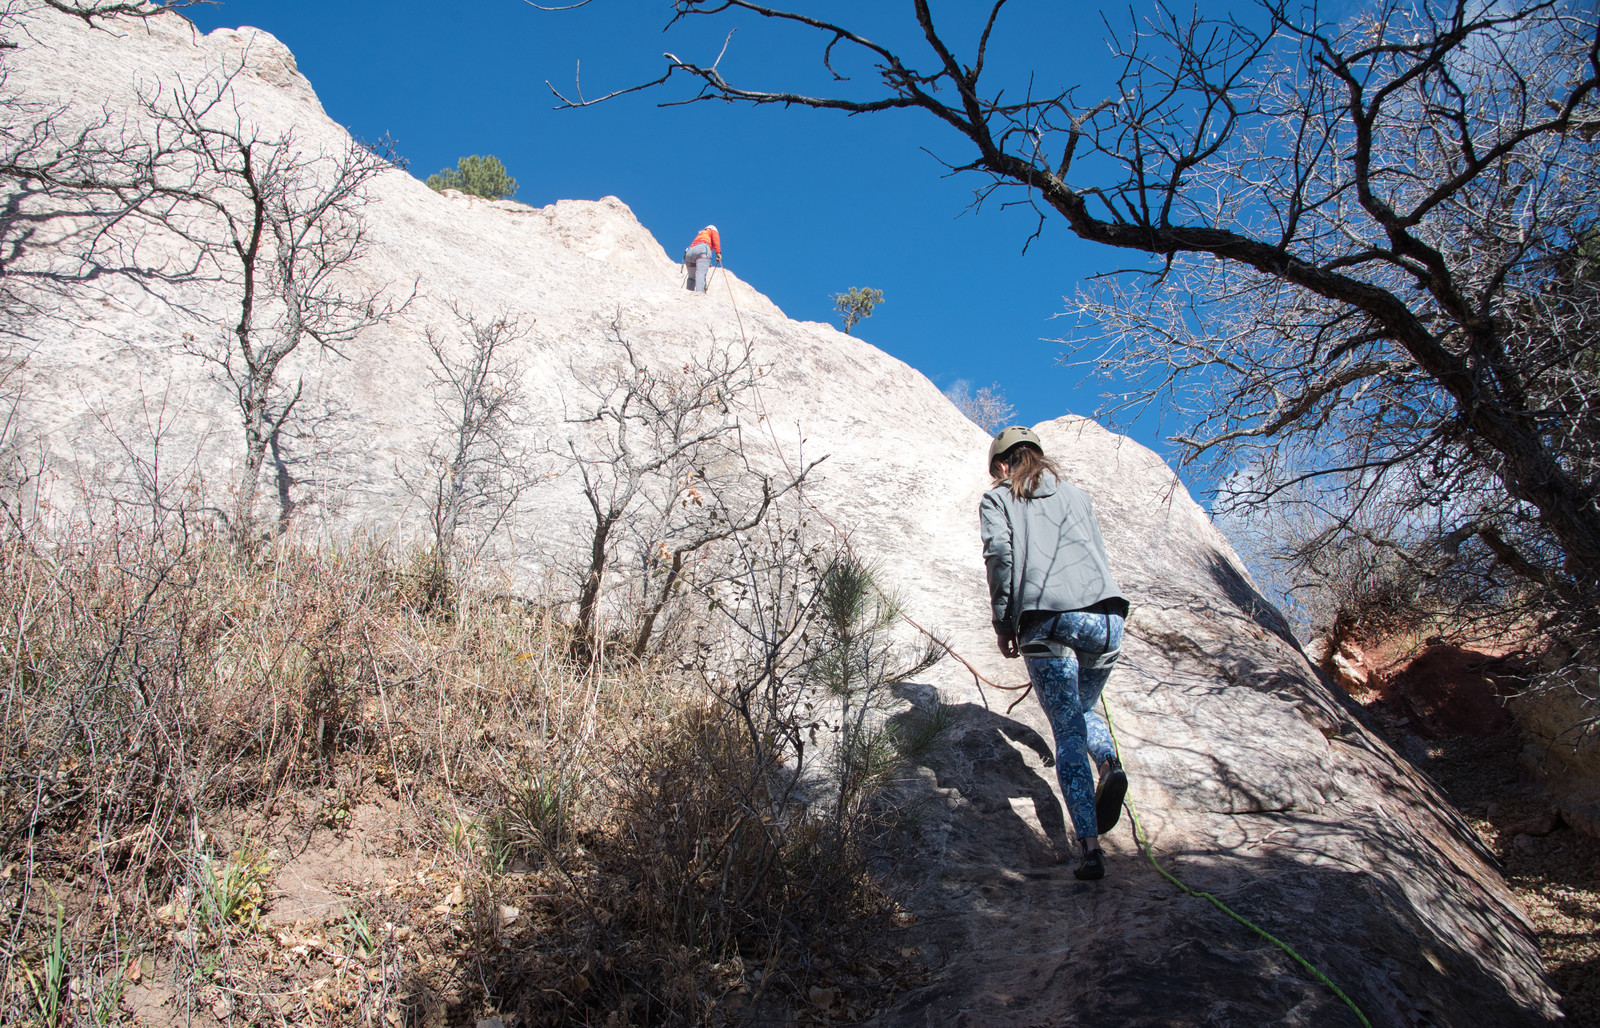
979,472,1126,634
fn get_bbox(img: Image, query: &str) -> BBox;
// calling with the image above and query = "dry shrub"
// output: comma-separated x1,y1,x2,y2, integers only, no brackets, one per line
607,700,881,960
0,510,619,1021
0,517,411,873
467,552,938,1025
0,499,921,1026
473,700,902,1027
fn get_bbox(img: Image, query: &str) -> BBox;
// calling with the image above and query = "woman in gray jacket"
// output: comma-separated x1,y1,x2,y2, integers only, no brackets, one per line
980,426,1129,880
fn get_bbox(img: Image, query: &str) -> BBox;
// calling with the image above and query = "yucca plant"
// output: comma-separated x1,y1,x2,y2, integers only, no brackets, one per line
193,842,272,930
488,762,584,865
18,905,68,1027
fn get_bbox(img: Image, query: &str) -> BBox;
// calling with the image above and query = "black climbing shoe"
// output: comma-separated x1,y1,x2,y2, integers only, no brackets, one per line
1074,848,1105,881
1095,757,1128,835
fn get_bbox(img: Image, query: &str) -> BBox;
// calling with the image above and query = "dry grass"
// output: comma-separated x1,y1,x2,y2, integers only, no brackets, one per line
0,513,925,1026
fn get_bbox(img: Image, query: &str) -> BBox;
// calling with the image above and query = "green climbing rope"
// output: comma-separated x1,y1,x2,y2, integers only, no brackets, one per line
1102,705,1374,1028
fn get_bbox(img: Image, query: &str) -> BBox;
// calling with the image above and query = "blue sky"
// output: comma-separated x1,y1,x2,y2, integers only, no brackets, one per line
182,1,1212,476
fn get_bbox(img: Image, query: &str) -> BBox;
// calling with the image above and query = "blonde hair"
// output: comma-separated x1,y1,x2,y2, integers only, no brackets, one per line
991,443,1059,499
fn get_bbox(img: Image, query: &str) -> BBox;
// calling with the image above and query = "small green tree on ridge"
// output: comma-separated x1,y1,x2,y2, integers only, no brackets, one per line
427,154,518,200
832,287,883,335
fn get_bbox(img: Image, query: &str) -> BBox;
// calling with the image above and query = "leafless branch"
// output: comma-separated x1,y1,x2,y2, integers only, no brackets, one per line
139,60,408,544
554,318,813,658
401,305,537,609
539,0,1600,650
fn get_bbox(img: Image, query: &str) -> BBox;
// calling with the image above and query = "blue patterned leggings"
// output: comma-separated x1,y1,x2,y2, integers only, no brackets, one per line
1021,609,1125,839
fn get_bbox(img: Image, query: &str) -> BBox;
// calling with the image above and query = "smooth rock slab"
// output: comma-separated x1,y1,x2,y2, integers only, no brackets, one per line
876,421,1559,1026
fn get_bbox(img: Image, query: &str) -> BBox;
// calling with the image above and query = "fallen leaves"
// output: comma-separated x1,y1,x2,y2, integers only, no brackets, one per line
432,882,465,915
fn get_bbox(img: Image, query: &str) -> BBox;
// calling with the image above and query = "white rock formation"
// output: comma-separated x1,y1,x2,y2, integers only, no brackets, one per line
4,7,1564,1024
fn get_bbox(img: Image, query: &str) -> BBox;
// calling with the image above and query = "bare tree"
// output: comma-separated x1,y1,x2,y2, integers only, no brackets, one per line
33,1,212,23
945,381,1015,436
546,0,1600,646
0,1,224,530
141,65,408,543
0,1,220,334
561,319,816,658
1214,459,1492,645
403,305,533,609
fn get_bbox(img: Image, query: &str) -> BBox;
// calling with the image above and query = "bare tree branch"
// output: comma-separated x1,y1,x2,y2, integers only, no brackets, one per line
555,319,816,658
138,60,410,544
401,305,536,609
538,0,1600,646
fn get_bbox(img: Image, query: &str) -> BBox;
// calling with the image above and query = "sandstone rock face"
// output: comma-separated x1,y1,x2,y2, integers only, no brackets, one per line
1331,639,1372,692
1512,672,1600,844
7,8,1564,1024
887,421,1559,1026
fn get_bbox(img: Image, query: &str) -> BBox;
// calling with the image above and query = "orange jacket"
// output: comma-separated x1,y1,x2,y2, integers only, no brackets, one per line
691,226,721,256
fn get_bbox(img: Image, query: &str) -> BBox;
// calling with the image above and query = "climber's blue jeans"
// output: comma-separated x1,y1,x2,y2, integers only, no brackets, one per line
1021,608,1124,839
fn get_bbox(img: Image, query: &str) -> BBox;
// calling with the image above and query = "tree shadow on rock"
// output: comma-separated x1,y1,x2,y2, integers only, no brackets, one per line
873,582,1564,1026
890,680,1071,868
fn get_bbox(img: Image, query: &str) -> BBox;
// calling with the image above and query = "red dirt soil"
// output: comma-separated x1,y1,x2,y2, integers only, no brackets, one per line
1372,643,1527,737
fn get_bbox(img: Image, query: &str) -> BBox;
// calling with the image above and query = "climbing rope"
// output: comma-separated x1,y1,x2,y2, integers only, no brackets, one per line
712,265,1370,1026
1102,702,1373,1028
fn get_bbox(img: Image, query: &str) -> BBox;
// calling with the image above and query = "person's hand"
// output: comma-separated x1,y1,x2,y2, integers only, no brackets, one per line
996,631,1019,658
715,253,722,264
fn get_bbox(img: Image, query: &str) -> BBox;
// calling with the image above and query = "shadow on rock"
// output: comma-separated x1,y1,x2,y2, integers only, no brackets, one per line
892,680,1072,866
878,614,1562,1025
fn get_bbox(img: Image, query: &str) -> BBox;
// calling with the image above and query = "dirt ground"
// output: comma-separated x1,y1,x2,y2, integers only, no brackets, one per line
1365,712,1600,1026
1336,636,1600,1025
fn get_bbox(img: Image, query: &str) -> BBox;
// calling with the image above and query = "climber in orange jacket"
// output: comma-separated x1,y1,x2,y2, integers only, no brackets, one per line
684,224,721,292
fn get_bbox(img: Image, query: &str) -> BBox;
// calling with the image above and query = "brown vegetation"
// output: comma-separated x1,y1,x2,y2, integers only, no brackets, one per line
0,510,934,1025
1371,717,1600,1027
